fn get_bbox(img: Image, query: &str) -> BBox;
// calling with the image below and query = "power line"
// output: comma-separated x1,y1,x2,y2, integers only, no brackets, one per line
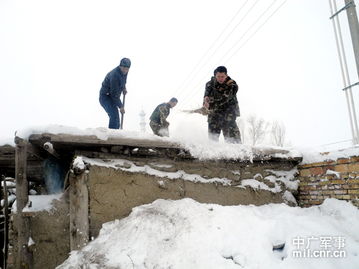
171,0,250,99
171,0,259,101
220,0,285,64
178,1,288,109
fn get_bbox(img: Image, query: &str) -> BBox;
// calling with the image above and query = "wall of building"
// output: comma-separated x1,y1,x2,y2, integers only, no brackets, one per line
8,155,299,268
297,156,359,207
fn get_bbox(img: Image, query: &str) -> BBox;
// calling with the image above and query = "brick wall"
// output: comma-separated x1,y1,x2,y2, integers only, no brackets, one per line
297,156,359,207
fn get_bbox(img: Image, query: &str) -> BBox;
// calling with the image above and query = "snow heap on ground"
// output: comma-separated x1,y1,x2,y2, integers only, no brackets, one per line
58,198,359,269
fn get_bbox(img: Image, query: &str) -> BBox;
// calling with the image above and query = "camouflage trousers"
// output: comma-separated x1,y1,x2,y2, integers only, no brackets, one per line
208,112,241,143
150,121,169,137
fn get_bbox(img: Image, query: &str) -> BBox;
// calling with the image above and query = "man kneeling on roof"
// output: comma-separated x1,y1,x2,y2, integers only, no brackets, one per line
149,97,178,137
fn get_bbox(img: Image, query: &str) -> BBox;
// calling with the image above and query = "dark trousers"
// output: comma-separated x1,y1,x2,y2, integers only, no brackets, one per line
150,121,169,137
208,112,241,143
99,95,120,129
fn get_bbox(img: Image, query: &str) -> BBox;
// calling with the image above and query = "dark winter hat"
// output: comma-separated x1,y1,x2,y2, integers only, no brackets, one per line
214,66,227,75
120,58,131,68
170,97,178,103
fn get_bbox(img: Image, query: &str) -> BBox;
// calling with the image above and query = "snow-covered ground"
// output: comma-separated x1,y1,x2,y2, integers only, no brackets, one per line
57,198,359,269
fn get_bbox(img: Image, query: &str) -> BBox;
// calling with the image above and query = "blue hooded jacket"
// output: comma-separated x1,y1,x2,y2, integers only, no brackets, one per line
100,66,128,107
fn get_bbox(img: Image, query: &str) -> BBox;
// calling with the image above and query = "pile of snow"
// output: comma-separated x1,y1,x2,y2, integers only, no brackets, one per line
12,194,63,213
58,198,359,269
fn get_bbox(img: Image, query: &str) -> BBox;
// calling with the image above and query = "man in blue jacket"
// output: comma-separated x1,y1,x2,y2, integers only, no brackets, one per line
99,58,131,129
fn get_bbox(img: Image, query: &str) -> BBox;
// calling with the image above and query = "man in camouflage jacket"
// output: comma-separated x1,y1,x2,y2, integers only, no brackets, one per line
149,98,178,137
203,66,241,143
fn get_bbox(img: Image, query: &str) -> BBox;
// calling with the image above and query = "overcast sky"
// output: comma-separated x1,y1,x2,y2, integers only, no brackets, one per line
1,0,359,148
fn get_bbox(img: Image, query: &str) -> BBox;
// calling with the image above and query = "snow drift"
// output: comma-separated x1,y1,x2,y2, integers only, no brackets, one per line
58,198,359,269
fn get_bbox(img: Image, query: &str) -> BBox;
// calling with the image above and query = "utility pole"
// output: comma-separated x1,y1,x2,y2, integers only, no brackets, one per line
329,0,359,145
345,0,359,79
344,0,359,144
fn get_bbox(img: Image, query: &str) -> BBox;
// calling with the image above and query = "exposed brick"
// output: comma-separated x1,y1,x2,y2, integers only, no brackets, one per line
348,163,359,172
322,190,334,195
349,156,359,162
329,180,346,185
325,174,338,181
299,169,311,177
334,190,347,195
347,179,359,184
342,195,351,200
298,164,314,169
334,164,349,173
310,167,325,176
337,158,351,164
348,190,359,195
309,191,320,195
309,177,320,182
299,161,335,169
349,184,359,189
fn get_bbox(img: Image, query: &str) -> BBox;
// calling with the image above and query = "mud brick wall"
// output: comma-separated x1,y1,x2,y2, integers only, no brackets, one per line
297,156,359,207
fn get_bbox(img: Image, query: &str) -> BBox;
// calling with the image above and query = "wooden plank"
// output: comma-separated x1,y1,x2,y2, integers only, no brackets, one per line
69,169,89,250
2,176,9,269
15,138,33,268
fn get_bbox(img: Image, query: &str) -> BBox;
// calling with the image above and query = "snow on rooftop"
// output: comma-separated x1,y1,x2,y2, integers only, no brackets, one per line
300,146,359,164
13,124,302,160
6,124,358,162
0,137,15,146
57,198,359,269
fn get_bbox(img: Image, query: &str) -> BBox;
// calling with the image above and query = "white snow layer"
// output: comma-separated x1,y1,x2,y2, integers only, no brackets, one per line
300,146,359,164
12,193,63,213
13,124,302,160
81,157,232,185
10,124,359,162
57,198,359,269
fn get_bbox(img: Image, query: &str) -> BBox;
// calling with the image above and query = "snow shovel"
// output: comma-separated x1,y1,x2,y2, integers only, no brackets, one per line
120,94,126,129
